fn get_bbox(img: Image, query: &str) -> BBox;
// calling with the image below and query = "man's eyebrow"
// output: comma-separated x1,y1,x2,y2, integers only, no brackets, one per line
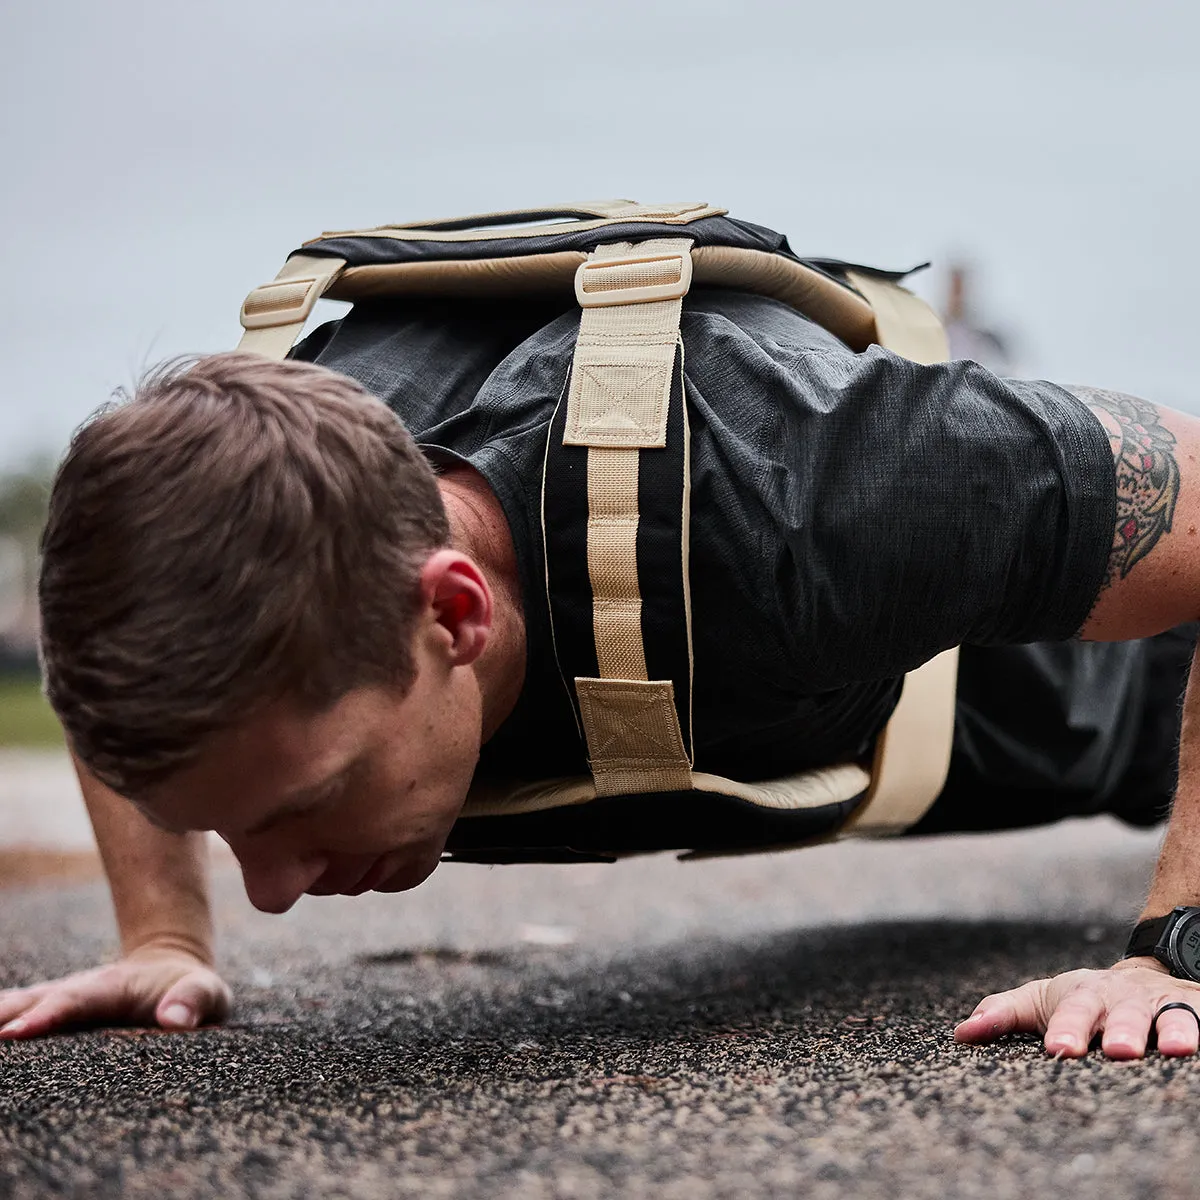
243,802,314,839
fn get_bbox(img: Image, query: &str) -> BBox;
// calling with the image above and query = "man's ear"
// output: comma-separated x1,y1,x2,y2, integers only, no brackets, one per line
417,549,492,667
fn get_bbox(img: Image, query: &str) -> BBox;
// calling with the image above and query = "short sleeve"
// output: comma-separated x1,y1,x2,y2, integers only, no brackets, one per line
684,316,1118,691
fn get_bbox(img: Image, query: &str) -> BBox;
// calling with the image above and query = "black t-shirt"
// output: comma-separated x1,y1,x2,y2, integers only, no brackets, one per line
295,290,1116,790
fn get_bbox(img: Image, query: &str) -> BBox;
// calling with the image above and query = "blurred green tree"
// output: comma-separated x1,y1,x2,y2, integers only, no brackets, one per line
0,459,54,669
0,459,53,540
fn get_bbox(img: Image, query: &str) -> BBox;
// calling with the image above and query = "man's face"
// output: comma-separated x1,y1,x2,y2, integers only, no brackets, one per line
138,639,483,914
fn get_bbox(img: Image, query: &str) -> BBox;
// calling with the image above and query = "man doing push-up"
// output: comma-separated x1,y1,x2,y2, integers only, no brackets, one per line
4,243,1200,1058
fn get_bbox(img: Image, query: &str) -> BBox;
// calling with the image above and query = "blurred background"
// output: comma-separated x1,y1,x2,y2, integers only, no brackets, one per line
0,0,1198,741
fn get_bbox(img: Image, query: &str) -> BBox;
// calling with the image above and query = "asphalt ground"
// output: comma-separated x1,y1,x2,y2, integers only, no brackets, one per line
3,789,1200,1200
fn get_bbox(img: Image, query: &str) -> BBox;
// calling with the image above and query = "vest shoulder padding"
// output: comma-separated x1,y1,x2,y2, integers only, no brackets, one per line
239,202,925,360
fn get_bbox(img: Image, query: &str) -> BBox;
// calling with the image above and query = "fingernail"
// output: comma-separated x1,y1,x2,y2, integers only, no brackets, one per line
0,1018,26,1036
963,1010,998,1029
161,1004,195,1029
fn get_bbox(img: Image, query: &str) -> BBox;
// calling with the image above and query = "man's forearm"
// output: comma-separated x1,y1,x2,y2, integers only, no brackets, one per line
74,755,215,963
1067,387,1200,917
1141,664,1200,918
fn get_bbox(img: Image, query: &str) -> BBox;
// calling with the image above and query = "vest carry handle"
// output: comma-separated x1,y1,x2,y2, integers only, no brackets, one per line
375,200,722,233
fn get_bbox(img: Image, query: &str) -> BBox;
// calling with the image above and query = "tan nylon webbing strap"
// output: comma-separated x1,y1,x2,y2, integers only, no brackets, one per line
586,448,648,680
236,254,347,359
838,272,957,837
567,238,694,796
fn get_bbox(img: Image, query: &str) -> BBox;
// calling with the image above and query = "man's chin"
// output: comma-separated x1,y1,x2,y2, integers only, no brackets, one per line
372,853,440,893
344,847,442,896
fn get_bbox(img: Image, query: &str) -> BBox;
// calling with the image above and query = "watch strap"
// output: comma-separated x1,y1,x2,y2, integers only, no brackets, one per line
1124,912,1176,960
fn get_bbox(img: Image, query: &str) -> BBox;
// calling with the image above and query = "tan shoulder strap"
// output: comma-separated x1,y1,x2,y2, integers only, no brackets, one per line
564,239,696,796
558,249,960,819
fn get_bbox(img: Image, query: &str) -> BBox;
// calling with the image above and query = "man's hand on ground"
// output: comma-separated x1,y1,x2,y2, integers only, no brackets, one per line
0,945,231,1040
955,958,1200,1059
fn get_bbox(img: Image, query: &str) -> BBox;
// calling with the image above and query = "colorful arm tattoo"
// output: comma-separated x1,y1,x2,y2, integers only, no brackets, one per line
1067,386,1181,588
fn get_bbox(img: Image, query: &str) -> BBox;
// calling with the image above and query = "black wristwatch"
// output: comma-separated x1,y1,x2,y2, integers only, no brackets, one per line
1123,907,1200,981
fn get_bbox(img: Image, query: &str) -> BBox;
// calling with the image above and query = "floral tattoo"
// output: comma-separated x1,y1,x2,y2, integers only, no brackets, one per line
1069,386,1181,588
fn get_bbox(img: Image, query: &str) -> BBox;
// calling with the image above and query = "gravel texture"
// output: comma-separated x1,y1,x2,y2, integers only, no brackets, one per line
2,817,1198,1199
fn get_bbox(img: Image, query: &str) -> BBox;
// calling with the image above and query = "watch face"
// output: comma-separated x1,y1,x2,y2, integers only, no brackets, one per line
1170,910,1200,980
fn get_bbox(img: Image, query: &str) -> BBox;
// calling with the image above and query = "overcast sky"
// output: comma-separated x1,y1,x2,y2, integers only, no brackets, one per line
2,0,1197,470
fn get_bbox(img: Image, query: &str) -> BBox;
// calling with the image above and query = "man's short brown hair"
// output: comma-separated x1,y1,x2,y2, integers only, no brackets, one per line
39,352,451,797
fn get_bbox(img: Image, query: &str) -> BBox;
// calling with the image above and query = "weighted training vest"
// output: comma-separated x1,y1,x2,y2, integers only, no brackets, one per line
234,201,959,863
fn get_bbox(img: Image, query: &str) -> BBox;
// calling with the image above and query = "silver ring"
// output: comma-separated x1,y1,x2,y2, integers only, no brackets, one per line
1152,1002,1200,1032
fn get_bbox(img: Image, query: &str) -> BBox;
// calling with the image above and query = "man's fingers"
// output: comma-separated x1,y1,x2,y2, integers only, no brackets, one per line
0,986,113,1040
953,1003,1012,1043
0,955,231,1040
1099,997,1155,1060
1100,994,1200,1059
0,986,51,1032
155,970,232,1031
1043,987,1106,1057
954,978,1051,1043
1152,1007,1200,1057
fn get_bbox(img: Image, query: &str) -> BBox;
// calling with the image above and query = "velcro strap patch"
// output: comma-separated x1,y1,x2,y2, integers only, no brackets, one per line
564,343,676,448
575,678,693,796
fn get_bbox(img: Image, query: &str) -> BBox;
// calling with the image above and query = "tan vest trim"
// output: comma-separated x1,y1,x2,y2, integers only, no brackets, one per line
460,762,871,820
844,269,950,365
838,647,960,838
679,336,697,759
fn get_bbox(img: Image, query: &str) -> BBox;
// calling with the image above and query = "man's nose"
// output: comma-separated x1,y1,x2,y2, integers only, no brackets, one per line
229,841,328,915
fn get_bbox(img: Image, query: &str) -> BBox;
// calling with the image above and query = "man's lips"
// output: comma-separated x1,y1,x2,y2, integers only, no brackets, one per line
306,844,441,898
305,856,391,897
343,856,393,897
